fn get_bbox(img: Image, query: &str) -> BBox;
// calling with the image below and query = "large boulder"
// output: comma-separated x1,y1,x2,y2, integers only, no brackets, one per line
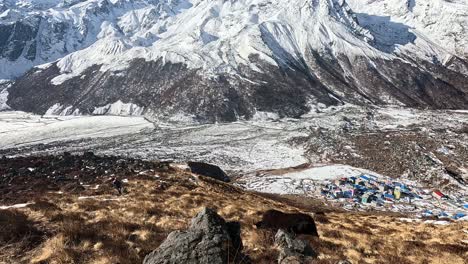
143,207,246,264
256,210,319,237
275,229,317,264
187,162,230,183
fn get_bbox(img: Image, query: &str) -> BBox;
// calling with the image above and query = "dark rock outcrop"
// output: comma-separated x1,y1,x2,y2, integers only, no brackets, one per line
0,153,170,204
0,18,40,61
256,210,319,237
143,207,247,264
274,229,317,264
3,0,468,120
188,162,230,183
7,53,468,123
6,58,339,122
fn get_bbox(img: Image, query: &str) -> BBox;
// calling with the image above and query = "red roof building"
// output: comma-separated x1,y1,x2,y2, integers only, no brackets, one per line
432,190,444,199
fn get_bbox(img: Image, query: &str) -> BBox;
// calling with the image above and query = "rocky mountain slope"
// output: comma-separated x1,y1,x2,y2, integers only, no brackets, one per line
1,153,467,263
1,0,468,121
1,106,467,195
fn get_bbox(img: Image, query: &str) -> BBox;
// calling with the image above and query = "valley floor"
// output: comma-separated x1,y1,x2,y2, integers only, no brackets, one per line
0,105,467,263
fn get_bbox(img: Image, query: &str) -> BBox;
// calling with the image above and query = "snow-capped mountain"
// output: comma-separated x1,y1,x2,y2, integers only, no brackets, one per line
2,0,468,121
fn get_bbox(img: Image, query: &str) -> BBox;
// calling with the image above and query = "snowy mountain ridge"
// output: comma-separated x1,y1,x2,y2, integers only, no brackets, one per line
50,0,382,84
2,0,468,121
2,0,466,80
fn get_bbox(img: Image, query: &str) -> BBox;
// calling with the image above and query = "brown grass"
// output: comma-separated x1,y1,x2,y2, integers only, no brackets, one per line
0,209,44,262
321,229,343,239
0,210,38,244
1,170,467,264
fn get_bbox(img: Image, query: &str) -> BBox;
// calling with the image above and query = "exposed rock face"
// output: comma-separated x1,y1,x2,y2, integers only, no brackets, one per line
7,54,468,122
143,207,246,264
6,59,340,122
188,162,230,183
256,210,319,237
2,0,468,122
275,229,317,264
0,19,40,61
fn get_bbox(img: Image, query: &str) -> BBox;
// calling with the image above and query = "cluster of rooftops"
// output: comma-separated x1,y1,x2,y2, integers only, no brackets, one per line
320,174,467,220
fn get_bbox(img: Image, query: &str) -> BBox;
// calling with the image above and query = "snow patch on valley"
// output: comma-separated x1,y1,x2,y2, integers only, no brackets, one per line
0,111,154,149
252,111,280,121
0,105,467,173
45,103,81,116
44,101,145,116
0,202,33,210
92,100,144,116
0,110,311,171
0,87,10,111
238,164,381,195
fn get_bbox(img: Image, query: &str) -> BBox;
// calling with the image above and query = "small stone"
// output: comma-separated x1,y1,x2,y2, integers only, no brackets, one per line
275,229,317,264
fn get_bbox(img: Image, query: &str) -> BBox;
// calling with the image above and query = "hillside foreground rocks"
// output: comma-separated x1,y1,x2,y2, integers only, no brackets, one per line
143,207,247,264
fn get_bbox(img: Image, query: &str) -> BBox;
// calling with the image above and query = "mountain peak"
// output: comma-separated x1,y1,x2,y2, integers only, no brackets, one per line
2,0,468,121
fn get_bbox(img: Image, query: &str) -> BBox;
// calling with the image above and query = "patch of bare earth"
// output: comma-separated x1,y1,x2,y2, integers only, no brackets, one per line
310,129,468,192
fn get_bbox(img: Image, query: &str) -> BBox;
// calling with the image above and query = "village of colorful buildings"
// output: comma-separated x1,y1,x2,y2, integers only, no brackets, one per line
318,174,468,221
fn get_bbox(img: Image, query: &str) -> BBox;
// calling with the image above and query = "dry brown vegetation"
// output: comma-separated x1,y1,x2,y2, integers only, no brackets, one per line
1,167,467,264
330,131,468,190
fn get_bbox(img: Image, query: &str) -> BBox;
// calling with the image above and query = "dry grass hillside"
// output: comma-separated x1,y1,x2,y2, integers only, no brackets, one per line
0,155,467,264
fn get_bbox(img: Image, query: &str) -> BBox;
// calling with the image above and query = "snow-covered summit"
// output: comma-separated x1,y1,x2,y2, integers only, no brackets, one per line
347,0,468,58
3,0,466,80
3,0,468,121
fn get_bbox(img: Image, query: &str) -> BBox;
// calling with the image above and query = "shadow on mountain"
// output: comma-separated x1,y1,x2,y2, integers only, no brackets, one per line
356,13,417,53
408,0,416,12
